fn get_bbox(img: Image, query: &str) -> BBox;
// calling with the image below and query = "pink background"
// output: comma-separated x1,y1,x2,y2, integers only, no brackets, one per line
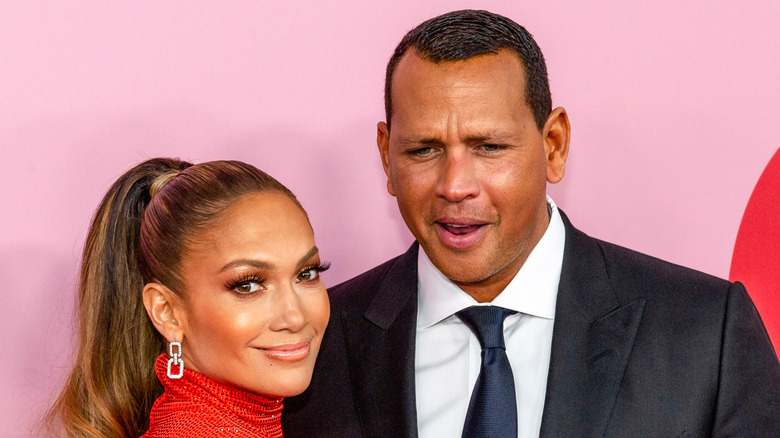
1,1,778,435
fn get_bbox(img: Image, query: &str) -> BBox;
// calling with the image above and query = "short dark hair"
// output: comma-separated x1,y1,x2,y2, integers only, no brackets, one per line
384,9,552,131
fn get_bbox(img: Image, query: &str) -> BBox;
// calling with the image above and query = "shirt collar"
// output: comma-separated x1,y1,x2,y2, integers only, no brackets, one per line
417,196,565,329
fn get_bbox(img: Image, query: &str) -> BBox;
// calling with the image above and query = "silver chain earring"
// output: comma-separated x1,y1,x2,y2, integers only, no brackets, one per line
167,341,184,379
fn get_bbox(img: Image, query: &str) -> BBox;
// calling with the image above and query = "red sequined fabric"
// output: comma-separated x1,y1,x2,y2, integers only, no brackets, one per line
140,354,284,437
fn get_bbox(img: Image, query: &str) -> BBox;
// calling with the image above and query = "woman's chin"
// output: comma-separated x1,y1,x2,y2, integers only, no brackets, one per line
234,370,314,398
269,374,314,397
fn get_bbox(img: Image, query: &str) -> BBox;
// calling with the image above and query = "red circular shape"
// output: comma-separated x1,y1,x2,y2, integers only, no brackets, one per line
730,147,780,351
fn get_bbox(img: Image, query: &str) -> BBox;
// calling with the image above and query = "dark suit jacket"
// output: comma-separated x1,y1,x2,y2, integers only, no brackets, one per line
283,213,780,437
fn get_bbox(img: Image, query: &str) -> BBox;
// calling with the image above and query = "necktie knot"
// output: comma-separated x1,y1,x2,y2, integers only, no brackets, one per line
456,306,516,350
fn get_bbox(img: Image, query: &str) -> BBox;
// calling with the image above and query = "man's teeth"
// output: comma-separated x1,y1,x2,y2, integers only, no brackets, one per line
444,223,480,235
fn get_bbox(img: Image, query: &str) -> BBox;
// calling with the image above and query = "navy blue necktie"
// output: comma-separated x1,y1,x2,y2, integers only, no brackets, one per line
456,306,518,438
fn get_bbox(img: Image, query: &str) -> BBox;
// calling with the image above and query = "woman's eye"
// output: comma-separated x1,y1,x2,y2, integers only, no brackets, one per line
233,281,263,294
297,268,320,282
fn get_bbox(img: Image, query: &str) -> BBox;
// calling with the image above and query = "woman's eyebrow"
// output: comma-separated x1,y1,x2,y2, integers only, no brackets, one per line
297,246,319,267
219,259,275,272
219,246,318,273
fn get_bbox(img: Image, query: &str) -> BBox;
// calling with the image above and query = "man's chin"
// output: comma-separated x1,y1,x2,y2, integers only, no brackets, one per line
428,255,494,286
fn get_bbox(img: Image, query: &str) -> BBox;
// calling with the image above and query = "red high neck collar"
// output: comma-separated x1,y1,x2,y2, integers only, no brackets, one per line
141,354,284,437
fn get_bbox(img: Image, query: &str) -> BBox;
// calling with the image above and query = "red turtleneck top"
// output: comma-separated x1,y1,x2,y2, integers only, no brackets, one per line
140,354,284,437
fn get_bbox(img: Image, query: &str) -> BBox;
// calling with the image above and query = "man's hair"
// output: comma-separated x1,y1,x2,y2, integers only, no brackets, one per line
384,9,552,132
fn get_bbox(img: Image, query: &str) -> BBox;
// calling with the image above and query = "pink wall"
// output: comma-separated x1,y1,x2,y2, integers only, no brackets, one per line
1,1,778,434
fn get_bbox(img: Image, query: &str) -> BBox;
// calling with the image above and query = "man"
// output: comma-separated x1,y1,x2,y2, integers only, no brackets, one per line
283,9,780,437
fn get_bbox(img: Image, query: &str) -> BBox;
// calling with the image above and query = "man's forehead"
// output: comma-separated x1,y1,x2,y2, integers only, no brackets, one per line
390,50,528,109
391,49,528,103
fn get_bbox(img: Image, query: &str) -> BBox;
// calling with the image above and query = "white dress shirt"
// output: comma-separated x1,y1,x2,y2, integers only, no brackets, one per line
415,196,565,438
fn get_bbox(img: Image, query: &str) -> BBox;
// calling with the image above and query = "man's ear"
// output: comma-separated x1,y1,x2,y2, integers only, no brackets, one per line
377,121,397,197
543,106,571,184
142,282,184,343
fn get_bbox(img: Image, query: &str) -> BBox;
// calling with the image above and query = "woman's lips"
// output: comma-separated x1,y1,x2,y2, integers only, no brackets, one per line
435,221,488,249
258,342,310,362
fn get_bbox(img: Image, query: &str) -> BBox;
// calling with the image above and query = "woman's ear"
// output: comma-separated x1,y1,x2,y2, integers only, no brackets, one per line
142,282,184,343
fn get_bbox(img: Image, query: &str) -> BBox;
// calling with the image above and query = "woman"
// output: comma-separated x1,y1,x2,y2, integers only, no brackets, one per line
46,158,329,437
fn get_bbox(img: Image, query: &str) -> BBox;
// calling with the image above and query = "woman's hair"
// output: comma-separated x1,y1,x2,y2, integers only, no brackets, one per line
46,158,301,438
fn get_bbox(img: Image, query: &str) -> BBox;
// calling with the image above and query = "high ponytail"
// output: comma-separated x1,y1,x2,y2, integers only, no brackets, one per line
46,158,300,437
46,158,192,437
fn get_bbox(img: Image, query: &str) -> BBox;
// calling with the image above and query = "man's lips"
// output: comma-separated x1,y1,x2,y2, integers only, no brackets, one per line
256,341,311,362
440,223,483,235
434,219,488,249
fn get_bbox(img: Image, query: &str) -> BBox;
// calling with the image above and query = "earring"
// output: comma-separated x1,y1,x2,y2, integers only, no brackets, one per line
167,341,184,379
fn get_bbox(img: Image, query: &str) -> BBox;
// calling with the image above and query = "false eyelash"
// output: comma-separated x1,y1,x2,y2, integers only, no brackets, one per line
224,273,265,291
300,262,331,275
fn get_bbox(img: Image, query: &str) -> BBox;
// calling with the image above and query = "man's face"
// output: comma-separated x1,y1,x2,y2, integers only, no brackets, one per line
377,50,568,301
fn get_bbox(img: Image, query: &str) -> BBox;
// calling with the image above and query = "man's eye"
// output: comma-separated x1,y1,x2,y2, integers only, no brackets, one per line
480,144,505,153
410,147,433,157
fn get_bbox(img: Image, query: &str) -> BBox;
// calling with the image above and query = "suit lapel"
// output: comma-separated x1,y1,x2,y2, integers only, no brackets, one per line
540,214,645,438
343,244,419,438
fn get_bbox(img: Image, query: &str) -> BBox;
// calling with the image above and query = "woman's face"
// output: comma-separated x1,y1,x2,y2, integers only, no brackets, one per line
174,192,329,397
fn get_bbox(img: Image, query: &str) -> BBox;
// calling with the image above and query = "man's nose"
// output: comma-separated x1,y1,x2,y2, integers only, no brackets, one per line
435,149,480,202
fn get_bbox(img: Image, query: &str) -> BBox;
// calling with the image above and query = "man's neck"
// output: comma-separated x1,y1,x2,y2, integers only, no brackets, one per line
454,253,530,303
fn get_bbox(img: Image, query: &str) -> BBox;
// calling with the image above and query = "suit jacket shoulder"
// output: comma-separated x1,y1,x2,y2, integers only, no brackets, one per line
541,214,780,437
328,250,410,313
598,236,731,299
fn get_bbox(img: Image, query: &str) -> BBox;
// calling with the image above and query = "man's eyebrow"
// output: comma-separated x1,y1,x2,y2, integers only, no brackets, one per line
396,136,444,146
396,132,515,146
463,132,515,143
